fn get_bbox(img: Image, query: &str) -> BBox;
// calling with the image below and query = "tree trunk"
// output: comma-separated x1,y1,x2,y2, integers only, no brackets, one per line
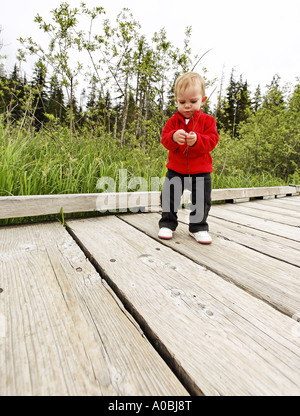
120,73,129,145
70,77,73,155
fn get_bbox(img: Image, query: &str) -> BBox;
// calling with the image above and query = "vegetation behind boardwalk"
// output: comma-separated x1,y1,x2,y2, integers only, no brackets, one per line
0,2,299,199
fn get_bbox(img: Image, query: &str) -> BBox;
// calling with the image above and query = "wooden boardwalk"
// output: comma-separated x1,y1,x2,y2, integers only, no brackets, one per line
1,190,300,396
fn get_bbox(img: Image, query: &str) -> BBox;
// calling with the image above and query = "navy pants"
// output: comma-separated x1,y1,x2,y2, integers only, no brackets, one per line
159,169,212,233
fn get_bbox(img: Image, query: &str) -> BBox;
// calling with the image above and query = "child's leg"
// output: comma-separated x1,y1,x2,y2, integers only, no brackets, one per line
159,170,184,231
189,173,212,233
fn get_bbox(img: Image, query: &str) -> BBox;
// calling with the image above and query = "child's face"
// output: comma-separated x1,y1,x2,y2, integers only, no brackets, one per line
176,85,207,119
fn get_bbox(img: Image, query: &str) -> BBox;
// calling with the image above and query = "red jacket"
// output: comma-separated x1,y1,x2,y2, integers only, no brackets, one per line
161,110,219,174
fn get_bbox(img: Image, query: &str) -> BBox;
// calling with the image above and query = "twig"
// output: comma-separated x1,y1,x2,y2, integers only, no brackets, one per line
190,48,213,72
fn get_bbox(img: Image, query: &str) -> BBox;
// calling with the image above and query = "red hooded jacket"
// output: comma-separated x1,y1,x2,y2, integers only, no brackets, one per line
161,110,219,174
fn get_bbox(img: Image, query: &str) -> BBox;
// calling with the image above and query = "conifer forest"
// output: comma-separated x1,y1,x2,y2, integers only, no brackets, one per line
1,2,299,206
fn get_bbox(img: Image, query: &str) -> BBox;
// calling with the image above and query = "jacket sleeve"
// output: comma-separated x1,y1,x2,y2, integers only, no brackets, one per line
161,117,180,151
190,116,219,154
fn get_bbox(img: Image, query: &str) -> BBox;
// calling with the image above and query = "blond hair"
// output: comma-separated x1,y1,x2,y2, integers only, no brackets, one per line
175,72,206,99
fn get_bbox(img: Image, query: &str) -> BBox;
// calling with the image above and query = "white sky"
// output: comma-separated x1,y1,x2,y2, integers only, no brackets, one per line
1,0,300,100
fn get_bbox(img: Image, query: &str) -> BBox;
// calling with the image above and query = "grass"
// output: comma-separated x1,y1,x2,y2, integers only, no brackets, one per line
211,171,288,189
0,124,167,197
0,122,297,224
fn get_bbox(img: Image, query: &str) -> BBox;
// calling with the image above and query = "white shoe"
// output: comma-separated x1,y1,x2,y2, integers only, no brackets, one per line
189,231,212,244
158,228,173,240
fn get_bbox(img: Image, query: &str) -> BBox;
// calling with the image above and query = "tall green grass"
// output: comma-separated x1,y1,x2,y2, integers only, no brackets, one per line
0,122,296,199
211,171,288,189
0,124,167,197
1,123,298,225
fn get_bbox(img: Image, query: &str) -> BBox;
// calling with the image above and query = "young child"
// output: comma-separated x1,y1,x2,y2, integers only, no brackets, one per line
158,72,219,244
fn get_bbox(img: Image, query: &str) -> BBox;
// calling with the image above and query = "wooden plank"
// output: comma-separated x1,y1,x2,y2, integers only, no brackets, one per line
289,185,300,193
1,187,298,220
258,196,300,208
211,186,296,202
239,199,300,219
0,222,188,396
212,202,300,227
209,205,300,242
277,196,300,205
67,215,300,396
208,216,300,268
0,192,161,219
121,212,300,317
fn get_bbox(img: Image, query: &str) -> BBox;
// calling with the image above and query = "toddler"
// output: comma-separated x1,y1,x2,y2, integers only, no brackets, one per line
158,72,219,244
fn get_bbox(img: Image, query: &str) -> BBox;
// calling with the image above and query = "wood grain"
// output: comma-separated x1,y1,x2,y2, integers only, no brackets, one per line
67,215,300,396
0,222,188,396
0,187,298,219
122,211,300,317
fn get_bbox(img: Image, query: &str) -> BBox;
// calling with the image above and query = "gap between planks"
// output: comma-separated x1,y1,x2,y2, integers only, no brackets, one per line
66,223,203,396
118,210,300,318
67,215,300,396
0,222,189,396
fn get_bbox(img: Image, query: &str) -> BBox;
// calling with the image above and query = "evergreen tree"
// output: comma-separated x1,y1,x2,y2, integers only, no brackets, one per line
215,93,228,131
252,85,262,112
216,70,251,137
8,63,25,122
31,59,48,128
0,65,9,115
47,74,66,121
235,78,251,131
283,82,300,177
225,69,238,134
100,90,113,133
263,74,285,110
86,77,97,110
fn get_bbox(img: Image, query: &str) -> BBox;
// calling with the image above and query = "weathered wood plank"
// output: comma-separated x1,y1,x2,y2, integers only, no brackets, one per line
211,186,296,202
0,192,161,219
256,196,300,210
239,199,300,219
208,216,300,268
67,216,300,396
0,187,298,219
290,185,300,193
121,212,300,317
209,205,300,242
0,222,188,396
211,202,300,227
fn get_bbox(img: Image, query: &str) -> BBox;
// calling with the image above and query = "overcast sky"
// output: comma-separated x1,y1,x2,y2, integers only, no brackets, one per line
1,0,299,98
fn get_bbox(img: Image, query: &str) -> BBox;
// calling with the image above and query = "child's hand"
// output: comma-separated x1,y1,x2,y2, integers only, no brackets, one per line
186,132,197,147
173,129,187,145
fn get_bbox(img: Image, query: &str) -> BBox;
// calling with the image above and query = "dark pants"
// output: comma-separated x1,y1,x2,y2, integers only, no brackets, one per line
159,169,212,233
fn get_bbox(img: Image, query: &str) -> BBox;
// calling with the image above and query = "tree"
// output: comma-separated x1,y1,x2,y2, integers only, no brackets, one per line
225,69,238,135
215,69,251,137
7,64,26,123
237,77,300,179
235,77,251,132
252,85,262,112
19,2,85,147
115,9,140,143
15,2,214,144
281,82,300,178
262,74,285,110
47,74,66,121
31,59,48,128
